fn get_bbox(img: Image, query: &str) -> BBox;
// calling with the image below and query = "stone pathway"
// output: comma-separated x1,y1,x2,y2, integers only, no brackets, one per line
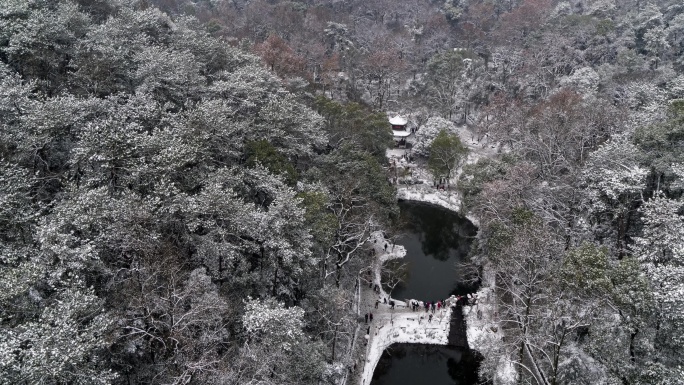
350,231,459,385
358,303,452,385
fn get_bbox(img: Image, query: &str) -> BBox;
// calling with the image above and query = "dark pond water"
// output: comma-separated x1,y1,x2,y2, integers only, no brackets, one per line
371,345,483,385
389,201,479,302
373,201,482,385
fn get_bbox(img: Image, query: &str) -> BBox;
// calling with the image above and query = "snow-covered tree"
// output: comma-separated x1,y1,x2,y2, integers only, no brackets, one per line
420,50,481,120
477,209,565,385
644,26,669,64
0,1,89,91
583,136,647,211
0,1,340,383
243,296,306,348
630,195,684,374
427,129,467,188
413,116,458,157
559,67,600,96
239,296,325,385
312,146,396,287
0,284,116,385
112,263,232,384
583,135,647,255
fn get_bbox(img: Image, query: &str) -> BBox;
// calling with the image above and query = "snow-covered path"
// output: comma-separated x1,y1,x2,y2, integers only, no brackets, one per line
357,232,456,385
359,303,452,385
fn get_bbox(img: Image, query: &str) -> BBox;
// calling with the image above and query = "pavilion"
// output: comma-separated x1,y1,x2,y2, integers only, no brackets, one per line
389,115,410,148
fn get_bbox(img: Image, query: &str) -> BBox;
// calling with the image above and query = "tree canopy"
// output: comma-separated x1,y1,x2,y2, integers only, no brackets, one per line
428,129,467,187
0,1,397,384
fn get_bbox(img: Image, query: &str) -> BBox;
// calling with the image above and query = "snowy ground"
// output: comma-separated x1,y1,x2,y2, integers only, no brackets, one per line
387,124,501,226
358,301,453,385
463,268,517,385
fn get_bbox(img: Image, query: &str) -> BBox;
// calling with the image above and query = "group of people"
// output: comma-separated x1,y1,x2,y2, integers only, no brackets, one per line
409,299,445,313
407,300,445,324
374,297,394,309
365,293,478,325
408,293,477,313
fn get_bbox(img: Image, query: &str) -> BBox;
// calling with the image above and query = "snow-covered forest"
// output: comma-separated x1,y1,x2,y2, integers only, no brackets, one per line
1,0,684,384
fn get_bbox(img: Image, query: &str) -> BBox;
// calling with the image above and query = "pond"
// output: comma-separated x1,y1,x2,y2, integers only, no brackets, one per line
373,201,482,385
371,345,483,385
389,201,479,302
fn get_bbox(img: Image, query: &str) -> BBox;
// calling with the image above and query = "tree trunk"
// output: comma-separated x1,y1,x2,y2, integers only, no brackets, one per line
335,264,342,288
272,266,278,297
616,210,627,259
518,295,532,385
331,324,338,362
335,251,343,288
517,340,525,385
629,328,638,363
551,328,566,385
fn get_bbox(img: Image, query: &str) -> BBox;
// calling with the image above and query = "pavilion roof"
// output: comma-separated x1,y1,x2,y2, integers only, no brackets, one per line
389,115,407,126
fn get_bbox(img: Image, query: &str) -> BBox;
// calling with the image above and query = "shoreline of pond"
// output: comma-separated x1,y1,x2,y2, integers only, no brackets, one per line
390,199,513,384
361,200,484,385
397,196,481,228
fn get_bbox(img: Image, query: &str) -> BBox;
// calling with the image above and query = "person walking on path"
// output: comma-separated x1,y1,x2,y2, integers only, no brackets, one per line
365,313,368,323
375,300,379,309
369,313,373,322
428,314,433,323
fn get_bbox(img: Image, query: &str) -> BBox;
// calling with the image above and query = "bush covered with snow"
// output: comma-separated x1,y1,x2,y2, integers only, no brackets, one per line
243,296,306,350
413,117,459,157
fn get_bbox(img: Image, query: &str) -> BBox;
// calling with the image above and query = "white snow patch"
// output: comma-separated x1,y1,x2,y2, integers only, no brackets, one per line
464,269,517,385
387,122,501,224
397,186,462,212
360,306,453,385
496,359,517,384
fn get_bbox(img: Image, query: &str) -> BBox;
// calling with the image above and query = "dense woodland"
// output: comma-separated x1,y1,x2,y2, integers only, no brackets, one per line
1,0,684,384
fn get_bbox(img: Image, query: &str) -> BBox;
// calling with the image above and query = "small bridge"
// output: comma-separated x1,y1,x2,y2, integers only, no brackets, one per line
357,299,469,385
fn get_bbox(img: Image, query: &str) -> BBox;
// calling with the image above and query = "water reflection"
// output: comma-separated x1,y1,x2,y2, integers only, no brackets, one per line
390,201,478,301
399,201,476,262
371,344,483,385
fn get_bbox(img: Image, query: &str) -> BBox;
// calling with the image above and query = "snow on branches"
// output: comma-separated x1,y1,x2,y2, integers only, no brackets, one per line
243,296,306,351
583,135,647,211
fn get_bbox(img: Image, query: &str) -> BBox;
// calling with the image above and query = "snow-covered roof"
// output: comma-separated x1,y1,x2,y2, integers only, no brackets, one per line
389,115,407,126
392,130,411,138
